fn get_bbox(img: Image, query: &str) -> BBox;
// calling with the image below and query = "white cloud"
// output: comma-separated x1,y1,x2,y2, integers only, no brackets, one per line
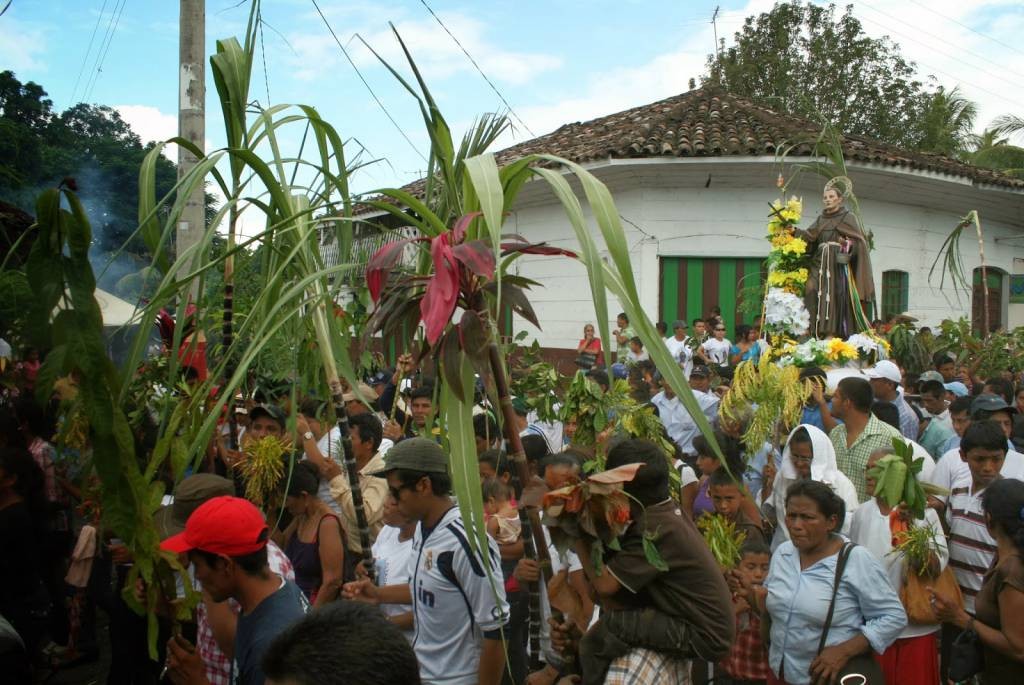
0,17,48,73
115,104,178,145
486,0,1024,150
286,10,561,86
839,0,1024,135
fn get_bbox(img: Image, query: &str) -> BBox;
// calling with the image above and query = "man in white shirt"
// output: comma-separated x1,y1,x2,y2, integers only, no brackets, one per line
650,365,719,457
926,395,1024,512
342,439,509,685
663,320,694,378
865,360,918,441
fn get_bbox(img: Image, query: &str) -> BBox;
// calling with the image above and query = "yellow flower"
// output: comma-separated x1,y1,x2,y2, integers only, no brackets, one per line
826,338,857,361
786,197,803,217
767,269,809,288
781,237,807,256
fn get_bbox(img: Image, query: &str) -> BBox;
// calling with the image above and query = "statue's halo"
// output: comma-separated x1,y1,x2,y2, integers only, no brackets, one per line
825,175,853,198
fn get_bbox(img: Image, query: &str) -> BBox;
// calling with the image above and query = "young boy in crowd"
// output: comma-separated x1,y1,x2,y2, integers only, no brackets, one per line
707,469,769,546
561,439,734,684
719,539,772,685
941,420,1008,681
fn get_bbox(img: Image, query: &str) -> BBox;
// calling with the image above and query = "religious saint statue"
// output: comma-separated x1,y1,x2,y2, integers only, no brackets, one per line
797,177,875,338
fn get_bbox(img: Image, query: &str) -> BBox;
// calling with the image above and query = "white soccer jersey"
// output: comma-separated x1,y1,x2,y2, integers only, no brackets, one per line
409,506,510,685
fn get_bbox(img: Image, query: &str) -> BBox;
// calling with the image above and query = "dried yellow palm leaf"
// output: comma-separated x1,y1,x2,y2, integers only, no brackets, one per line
720,351,810,451
238,435,291,507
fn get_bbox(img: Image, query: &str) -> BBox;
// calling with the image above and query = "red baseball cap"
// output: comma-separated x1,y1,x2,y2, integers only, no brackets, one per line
161,496,269,556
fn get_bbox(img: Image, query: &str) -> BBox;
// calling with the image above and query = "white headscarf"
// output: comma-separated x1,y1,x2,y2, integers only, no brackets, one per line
771,423,859,548
780,424,842,485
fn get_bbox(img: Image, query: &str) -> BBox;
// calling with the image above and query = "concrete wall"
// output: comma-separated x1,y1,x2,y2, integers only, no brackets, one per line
504,159,1024,350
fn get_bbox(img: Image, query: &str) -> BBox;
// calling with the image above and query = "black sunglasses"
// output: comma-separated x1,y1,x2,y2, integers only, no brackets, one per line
388,475,426,501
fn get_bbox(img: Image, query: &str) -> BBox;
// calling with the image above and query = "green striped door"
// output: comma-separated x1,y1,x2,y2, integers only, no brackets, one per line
659,257,765,340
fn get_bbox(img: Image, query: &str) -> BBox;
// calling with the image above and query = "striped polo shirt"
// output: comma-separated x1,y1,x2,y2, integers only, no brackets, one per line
946,480,998,614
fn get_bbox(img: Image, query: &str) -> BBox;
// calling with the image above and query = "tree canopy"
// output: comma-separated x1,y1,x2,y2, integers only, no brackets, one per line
703,2,931,149
0,70,186,255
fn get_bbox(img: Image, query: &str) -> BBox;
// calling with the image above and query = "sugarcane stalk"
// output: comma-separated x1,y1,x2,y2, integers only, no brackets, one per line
972,212,990,336
223,203,240,456
485,337,567,673
311,292,375,580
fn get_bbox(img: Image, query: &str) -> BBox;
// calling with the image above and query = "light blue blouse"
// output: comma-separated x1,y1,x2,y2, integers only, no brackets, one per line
743,442,781,497
764,539,907,685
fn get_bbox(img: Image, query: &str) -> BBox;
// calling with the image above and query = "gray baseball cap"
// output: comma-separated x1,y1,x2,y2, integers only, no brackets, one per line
370,437,449,477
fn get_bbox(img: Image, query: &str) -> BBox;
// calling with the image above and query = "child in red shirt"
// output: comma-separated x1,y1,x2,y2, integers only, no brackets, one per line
719,539,771,685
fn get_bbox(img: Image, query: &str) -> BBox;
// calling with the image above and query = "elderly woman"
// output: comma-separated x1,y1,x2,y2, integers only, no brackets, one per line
931,477,1024,684
738,480,906,684
760,425,859,550
274,461,346,606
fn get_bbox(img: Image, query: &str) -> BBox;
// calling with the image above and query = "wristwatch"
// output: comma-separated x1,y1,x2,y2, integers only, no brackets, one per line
302,431,315,441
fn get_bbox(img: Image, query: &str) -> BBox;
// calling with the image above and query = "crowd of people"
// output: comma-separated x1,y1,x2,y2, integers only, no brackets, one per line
1,309,1023,685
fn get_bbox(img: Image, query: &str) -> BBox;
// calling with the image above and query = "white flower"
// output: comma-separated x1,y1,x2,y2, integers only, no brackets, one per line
764,288,810,336
846,333,878,354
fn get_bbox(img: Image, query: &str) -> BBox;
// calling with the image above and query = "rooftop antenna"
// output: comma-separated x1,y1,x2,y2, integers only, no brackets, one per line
711,5,721,56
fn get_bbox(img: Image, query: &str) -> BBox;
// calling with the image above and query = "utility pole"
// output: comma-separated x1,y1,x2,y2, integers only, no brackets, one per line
711,5,721,58
177,0,205,300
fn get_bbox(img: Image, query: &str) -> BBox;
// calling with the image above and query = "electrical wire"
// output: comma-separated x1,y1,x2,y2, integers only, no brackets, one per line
309,0,427,163
848,9,1024,112
257,6,271,106
903,0,1024,60
854,0,1024,88
69,0,109,106
82,0,127,105
417,0,536,138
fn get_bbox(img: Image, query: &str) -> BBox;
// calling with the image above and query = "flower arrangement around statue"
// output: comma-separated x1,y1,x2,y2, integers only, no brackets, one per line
774,337,860,368
763,197,812,338
846,332,891,365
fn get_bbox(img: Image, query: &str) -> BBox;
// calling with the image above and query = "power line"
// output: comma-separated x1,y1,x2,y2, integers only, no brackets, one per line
847,8,1024,112
82,0,127,105
417,0,536,138
257,6,271,106
69,0,110,106
854,0,1024,89
309,0,427,163
903,0,1024,60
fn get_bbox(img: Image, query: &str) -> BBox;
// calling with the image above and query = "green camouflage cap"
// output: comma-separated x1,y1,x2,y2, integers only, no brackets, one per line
370,437,448,477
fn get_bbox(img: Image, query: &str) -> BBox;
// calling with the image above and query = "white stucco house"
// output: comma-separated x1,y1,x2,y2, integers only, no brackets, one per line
348,88,1024,360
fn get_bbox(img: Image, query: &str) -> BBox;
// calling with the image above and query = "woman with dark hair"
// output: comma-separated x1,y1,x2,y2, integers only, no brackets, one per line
0,447,48,656
737,480,906,684
729,324,763,366
276,461,346,606
761,425,859,549
931,477,1024,683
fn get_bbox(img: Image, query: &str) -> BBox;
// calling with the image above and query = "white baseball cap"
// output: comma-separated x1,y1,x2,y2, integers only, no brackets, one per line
865,360,902,384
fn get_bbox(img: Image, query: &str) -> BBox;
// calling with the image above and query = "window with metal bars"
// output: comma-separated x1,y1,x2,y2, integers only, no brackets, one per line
881,270,909,321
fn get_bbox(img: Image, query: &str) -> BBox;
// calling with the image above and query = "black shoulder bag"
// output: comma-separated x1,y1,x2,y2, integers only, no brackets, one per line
816,542,885,685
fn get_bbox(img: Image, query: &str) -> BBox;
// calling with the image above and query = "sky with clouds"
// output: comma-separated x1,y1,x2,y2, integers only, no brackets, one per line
3,0,1024,205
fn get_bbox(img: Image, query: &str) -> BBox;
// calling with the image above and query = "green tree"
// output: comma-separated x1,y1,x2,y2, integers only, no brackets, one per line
704,2,929,148
914,85,978,157
966,129,1024,178
0,72,182,253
